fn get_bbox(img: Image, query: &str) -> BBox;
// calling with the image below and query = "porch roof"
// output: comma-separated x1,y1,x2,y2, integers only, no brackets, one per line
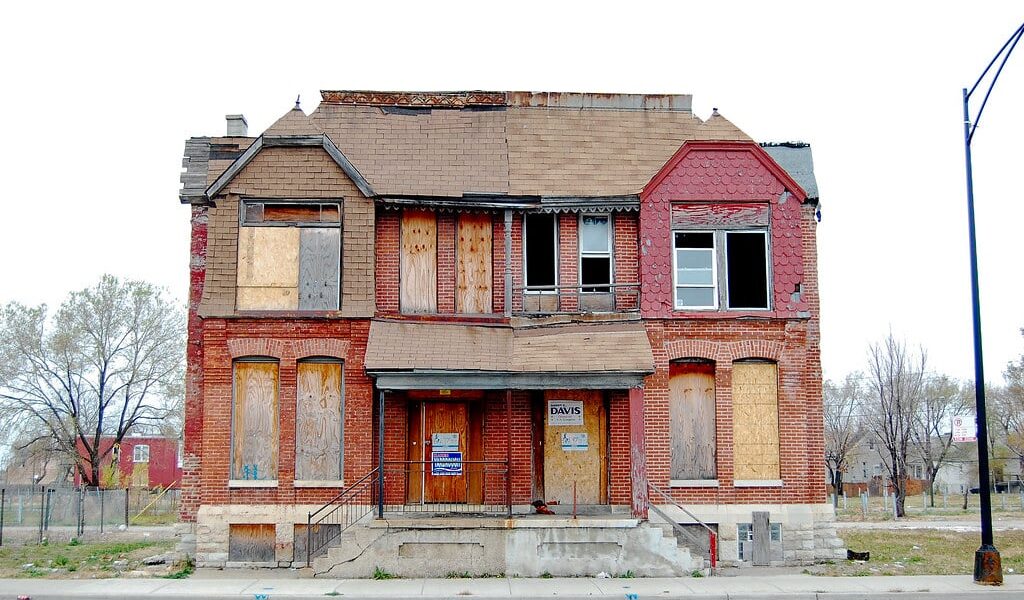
365,320,654,390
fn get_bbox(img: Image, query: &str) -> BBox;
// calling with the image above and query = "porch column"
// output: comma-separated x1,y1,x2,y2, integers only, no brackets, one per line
377,388,385,518
629,386,649,519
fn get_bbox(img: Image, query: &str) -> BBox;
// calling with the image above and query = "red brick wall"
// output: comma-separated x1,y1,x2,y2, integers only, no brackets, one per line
375,208,400,314
197,318,373,507
437,213,456,313
614,213,639,310
181,205,208,522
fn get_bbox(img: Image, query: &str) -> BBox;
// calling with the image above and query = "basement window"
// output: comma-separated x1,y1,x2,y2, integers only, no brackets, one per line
673,229,770,310
737,523,782,561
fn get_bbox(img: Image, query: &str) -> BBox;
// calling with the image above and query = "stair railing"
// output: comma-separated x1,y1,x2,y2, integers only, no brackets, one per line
306,467,379,567
648,481,718,573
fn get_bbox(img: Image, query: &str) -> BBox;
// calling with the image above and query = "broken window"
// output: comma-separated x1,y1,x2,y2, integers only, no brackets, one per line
579,215,612,293
524,213,557,290
669,360,717,480
737,522,782,561
295,360,344,481
400,209,438,313
673,229,769,310
731,360,780,481
237,200,341,311
232,360,279,482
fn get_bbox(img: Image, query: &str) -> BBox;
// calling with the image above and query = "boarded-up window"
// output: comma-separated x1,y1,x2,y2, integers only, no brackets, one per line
732,361,780,480
456,213,492,313
228,524,276,562
232,361,279,481
401,209,437,312
295,361,344,481
237,201,341,311
669,361,717,480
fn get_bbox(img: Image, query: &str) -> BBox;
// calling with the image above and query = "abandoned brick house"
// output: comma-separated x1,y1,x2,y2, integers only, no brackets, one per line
177,90,842,575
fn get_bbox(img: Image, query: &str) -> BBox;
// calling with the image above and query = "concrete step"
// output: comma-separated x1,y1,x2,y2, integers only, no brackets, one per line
313,517,699,578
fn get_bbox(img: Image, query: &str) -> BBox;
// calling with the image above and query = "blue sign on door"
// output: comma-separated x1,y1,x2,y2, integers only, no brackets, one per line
431,451,463,476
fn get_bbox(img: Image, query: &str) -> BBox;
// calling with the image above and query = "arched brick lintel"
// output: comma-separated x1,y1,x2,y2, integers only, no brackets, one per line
226,338,288,359
293,339,350,361
664,339,784,363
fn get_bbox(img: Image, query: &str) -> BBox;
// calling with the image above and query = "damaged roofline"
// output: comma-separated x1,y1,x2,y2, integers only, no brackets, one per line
201,134,374,203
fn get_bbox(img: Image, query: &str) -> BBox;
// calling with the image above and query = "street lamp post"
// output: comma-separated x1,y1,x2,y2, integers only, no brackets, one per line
961,20,1024,586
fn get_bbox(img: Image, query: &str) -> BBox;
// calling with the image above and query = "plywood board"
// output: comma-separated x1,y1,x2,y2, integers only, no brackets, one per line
233,362,279,481
299,228,341,310
669,363,716,480
752,511,771,566
228,524,275,562
237,227,299,310
732,362,780,480
407,401,423,504
544,392,606,504
671,203,770,229
456,213,493,314
401,209,438,312
295,362,343,481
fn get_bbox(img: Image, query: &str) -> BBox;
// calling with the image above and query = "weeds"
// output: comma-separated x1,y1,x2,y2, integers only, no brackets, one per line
372,566,396,580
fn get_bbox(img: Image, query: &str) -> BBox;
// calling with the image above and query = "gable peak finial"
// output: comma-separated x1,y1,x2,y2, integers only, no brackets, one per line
295,94,301,110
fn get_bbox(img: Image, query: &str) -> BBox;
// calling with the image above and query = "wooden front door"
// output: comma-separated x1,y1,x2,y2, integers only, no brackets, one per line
409,401,469,504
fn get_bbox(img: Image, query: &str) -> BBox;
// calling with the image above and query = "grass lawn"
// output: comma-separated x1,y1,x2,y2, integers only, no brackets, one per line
0,539,180,579
833,492,1024,522
810,529,1024,576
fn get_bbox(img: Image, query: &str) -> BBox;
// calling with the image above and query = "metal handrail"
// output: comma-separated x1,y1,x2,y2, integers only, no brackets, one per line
306,466,379,567
381,459,512,517
648,481,718,573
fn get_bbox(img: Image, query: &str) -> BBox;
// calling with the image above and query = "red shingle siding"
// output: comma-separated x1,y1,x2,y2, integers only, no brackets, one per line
639,144,808,318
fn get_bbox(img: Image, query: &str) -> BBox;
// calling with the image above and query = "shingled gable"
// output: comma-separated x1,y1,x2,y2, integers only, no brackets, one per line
641,138,809,202
204,106,374,200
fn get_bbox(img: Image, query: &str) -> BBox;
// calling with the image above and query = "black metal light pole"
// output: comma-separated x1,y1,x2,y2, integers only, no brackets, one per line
962,20,1024,586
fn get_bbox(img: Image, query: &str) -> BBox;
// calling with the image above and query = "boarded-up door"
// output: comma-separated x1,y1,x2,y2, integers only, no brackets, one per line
669,362,717,480
401,209,437,312
423,402,468,503
456,213,492,314
543,392,607,504
732,362,780,480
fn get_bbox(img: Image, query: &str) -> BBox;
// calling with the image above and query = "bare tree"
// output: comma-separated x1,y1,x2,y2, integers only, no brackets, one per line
911,375,967,506
0,275,185,487
993,334,1024,480
864,333,926,517
824,373,864,505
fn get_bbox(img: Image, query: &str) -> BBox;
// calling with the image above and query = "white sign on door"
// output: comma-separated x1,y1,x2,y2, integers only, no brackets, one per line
561,432,589,452
548,400,584,426
432,433,460,452
952,416,977,443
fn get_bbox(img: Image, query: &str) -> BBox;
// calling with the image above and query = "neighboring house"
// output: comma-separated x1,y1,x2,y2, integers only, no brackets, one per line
73,436,182,490
178,91,838,573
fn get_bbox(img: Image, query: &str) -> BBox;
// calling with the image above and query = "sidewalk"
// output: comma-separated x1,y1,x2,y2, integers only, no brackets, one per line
0,574,1020,600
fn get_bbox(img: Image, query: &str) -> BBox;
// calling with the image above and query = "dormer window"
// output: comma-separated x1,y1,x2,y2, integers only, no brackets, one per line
237,200,342,311
673,229,769,311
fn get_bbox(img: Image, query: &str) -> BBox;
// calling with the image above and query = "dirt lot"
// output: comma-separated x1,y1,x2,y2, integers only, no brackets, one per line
808,529,1024,576
0,538,188,579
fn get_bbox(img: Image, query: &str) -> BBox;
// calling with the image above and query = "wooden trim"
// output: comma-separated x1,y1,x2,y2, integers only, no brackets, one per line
371,371,649,390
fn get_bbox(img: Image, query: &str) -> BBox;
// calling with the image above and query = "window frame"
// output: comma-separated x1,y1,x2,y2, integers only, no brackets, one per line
239,199,342,228
523,212,559,293
578,213,614,294
132,444,150,463
671,228,772,312
671,230,718,310
294,357,346,486
229,357,281,487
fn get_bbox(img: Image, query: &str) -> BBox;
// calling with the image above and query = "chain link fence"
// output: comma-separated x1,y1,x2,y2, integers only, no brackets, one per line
0,485,179,545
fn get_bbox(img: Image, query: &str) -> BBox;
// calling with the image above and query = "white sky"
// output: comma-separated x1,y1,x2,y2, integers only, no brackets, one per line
1,2,1022,384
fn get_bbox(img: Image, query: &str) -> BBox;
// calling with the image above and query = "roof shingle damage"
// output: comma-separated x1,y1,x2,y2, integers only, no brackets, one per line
364,320,655,375
181,90,822,203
